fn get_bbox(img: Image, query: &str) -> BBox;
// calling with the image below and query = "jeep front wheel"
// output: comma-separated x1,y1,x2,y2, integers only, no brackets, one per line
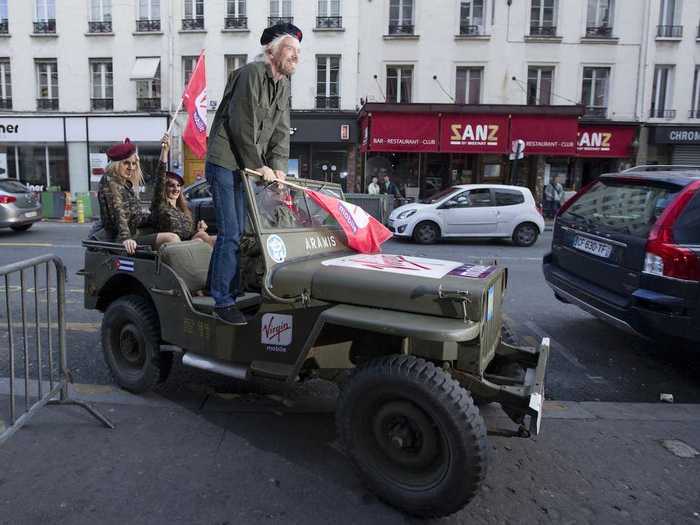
336,355,487,518
101,295,172,393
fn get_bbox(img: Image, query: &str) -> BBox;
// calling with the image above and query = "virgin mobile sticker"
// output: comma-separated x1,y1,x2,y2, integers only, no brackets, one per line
448,264,496,279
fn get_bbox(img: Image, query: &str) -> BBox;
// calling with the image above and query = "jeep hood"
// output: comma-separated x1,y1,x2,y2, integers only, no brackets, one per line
270,253,506,322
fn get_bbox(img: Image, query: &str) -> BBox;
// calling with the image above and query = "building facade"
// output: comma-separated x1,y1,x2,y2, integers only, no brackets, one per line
0,0,698,202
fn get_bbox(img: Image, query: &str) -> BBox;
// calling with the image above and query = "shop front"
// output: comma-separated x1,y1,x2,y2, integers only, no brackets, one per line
573,123,638,188
0,115,168,197
359,103,584,203
648,125,700,166
288,111,358,193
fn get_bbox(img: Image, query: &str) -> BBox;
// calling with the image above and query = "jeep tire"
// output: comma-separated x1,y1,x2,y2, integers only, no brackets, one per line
101,295,172,393
336,355,487,518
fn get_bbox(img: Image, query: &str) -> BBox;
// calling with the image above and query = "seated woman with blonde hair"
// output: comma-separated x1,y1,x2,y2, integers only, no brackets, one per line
97,138,179,254
151,134,216,248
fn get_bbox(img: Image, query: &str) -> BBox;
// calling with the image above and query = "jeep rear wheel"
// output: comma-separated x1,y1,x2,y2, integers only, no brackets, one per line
412,222,439,244
101,295,172,393
336,355,487,518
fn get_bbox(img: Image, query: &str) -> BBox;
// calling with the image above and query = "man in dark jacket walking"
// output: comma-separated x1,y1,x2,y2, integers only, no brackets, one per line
381,175,402,198
205,23,301,325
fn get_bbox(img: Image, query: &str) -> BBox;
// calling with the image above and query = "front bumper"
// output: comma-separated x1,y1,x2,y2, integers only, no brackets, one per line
543,256,699,342
454,336,550,436
387,218,411,236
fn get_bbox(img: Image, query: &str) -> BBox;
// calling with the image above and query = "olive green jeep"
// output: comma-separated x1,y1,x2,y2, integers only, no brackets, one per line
81,175,549,518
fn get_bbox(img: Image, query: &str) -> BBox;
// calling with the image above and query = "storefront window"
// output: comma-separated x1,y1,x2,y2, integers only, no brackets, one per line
366,152,418,198
545,159,572,189
311,147,348,192
0,144,67,190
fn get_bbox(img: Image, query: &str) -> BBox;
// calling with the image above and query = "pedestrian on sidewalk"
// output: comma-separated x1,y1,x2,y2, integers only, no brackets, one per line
204,22,301,326
544,176,565,219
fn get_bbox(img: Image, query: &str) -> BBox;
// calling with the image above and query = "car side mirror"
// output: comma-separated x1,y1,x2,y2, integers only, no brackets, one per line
440,200,457,209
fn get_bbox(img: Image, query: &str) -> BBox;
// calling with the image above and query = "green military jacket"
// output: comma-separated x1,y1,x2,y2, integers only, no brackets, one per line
207,61,290,173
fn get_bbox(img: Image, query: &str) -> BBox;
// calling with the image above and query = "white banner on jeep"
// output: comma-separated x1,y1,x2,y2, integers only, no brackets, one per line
321,254,463,279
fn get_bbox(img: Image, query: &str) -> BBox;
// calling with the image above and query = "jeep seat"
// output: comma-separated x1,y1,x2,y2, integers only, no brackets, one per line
159,240,262,313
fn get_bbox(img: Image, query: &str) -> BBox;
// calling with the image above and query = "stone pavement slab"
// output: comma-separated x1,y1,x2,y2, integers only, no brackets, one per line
0,390,699,525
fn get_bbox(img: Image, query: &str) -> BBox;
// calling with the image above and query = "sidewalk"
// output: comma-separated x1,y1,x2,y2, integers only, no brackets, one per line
1,383,698,525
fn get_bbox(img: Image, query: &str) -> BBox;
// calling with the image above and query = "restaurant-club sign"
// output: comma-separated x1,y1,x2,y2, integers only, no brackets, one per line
440,114,509,154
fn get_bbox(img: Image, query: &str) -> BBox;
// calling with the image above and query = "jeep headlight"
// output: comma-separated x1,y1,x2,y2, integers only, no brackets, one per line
397,209,417,220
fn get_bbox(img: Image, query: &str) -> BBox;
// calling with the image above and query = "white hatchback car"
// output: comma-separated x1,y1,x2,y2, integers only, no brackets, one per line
388,184,545,246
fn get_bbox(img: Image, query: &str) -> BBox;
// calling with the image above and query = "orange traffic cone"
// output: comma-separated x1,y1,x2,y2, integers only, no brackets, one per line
63,192,73,223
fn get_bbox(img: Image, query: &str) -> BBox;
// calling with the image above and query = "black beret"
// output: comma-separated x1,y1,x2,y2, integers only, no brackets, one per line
260,23,302,45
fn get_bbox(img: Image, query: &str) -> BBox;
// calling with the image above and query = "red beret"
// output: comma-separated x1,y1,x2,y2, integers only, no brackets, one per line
106,138,136,162
165,171,184,186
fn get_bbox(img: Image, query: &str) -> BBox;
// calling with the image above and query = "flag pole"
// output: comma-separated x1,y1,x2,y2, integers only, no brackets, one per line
166,97,184,135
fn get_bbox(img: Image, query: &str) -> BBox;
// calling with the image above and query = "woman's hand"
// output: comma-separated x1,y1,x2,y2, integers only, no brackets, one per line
159,133,170,161
123,239,137,255
197,220,208,232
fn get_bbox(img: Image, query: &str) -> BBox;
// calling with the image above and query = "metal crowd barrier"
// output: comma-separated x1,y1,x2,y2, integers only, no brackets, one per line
0,254,113,446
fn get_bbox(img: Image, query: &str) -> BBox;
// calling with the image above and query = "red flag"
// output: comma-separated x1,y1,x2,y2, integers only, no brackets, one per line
182,51,207,159
306,189,392,254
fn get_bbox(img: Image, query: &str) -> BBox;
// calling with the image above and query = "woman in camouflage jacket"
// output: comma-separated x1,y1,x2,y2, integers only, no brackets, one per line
151,134,216,247
97,138,179,254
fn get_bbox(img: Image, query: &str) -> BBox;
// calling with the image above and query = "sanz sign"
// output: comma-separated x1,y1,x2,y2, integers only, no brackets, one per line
577,125,636,158
440,115,509,154
654,127,700,144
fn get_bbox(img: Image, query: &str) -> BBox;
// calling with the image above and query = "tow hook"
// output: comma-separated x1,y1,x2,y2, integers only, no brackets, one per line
437,286,471,323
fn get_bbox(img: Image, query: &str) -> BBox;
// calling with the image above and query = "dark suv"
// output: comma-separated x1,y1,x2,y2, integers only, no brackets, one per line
543,166,700,342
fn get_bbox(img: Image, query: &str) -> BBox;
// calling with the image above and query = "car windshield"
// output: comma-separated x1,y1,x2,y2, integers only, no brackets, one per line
0,180,29,194
252,179,341,231
420,186,460,204
561,179,681,238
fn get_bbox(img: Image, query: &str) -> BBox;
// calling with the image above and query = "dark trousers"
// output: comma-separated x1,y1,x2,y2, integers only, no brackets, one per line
205,162,247,307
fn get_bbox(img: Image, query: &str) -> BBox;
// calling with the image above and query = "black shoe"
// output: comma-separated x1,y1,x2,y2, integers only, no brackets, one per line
213,305,248,326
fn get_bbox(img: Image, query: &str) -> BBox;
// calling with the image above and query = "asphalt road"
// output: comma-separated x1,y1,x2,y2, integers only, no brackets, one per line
1,221,699,404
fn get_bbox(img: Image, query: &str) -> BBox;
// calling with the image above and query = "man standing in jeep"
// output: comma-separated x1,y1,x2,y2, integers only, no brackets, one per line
205,23,301,325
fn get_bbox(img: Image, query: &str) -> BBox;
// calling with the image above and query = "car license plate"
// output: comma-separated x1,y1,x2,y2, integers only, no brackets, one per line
573,235,612,258
24,211,38,218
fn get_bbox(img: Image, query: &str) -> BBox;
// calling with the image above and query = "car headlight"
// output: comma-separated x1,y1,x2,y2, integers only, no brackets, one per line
397,209,417,220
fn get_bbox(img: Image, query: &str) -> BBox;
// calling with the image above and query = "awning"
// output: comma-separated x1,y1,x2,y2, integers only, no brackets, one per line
364,112,439,152
439,114,509,154
130,57,161,80
577,124,636,158
510,115,578,156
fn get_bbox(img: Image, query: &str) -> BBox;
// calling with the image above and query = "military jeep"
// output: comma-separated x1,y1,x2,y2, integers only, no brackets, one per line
82,175,549,518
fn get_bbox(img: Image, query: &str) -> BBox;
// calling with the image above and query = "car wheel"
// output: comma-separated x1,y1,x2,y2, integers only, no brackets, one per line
512,222,539,247
412,221,440,244
10,224,32,232
101,294,172,393
336,355,487,518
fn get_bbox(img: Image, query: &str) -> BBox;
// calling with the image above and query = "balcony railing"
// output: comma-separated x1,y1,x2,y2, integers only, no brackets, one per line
657,25,682,38
88,21,112,33
33,20,56,34
0,98,12,110
268,16,293,26
91,98,113,111
182,17,204,30
315,96,340,109
224,16,247,29
136,19,161,32
316,16,342,29
137,97,161,111
0,19,8,34
459,23,483,35
529,25,557,37
585,25,613,37
37,98,58,110
388,24,414,35
689,110,700,119
649,108,676,118
584,106,608,118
